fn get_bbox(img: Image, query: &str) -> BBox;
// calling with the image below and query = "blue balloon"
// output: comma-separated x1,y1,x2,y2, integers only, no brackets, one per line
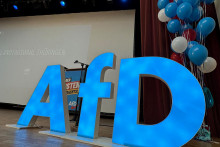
185,41,199,56
184,18,194,23
182,0,199,6
197,17,216,37
188,41,199,48
188,44,208,66
195,1,201,6
179,24,193,34
204,0,215,4
177,2,193,20
158,0,169,9
189,6,203,22
175,0,183,5
165,2,178,18
167,19,181,33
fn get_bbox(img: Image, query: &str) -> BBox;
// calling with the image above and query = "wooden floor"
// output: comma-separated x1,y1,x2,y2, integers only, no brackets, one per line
0,109,219,147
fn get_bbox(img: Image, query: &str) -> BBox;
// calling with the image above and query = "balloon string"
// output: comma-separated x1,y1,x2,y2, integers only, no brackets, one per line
201,70,204,88
201,64,205,87
175,32,178,38
166,22,174,42
200,3,206,88
200,69,203,87
194,64,197,79
190,61,194,75
183,54,186,67
194,64,198,79
180,53,186,67
186,29,189,42
197,66,202,86
202,72,205,87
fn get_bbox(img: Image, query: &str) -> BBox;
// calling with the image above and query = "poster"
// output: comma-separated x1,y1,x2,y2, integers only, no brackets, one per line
65,69,85,111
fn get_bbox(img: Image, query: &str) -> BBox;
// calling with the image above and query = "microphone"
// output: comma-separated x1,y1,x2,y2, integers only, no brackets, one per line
74,60,89,67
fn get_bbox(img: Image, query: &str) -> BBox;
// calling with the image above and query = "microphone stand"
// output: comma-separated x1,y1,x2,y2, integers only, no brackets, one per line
73,60,89,126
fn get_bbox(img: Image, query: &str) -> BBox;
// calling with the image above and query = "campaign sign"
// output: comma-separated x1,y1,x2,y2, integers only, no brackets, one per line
65,70,85,111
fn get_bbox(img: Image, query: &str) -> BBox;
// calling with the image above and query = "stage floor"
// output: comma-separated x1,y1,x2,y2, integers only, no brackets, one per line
0,109,219,147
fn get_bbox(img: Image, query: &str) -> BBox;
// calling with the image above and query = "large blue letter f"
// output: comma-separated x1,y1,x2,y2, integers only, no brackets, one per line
77,53,115,139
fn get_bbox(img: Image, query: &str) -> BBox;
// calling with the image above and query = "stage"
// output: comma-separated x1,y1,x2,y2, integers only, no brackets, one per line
0,109,219,147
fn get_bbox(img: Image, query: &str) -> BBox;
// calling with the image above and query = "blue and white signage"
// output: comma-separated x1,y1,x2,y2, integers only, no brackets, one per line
65,70,85,111
14,53,205,146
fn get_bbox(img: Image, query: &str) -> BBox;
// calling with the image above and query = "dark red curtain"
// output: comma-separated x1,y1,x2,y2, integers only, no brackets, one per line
139,0,220,137
204,4,220,138
140,0,172,125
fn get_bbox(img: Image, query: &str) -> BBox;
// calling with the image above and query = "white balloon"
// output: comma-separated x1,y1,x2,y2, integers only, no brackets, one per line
199,57,217,73
171,37,188,53
158,9,171,22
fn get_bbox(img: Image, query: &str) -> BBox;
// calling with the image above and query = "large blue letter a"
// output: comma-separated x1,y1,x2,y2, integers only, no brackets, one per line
17,65,70,133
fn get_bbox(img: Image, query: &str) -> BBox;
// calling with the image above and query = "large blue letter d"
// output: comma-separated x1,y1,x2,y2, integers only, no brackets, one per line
113,57,205,147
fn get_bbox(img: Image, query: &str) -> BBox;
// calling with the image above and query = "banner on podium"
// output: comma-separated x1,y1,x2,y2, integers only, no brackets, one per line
65,69,85,111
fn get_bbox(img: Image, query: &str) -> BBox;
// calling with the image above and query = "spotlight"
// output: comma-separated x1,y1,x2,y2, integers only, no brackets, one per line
121,0,127,2
60,1,66,7
13,5,18,10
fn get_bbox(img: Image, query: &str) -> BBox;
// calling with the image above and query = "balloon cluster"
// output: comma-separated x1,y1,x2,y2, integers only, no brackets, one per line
158,0,217,73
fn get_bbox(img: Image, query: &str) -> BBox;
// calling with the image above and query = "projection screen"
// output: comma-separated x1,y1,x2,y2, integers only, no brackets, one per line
0,10,135,113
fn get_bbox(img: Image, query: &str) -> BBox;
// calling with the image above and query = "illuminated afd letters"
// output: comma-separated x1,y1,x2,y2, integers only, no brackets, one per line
17,65,70,133
77,53,115,138
112,57,205,146
13,53,205,147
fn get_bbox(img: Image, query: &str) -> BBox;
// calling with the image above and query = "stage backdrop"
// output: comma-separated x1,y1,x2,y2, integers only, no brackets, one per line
0,10,135,113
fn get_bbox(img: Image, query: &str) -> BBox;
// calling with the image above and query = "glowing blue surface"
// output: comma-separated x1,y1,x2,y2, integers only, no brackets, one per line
17,65,69,133
60,1,65,7
77,53,114,139
112,57,205,147
13,5,18,10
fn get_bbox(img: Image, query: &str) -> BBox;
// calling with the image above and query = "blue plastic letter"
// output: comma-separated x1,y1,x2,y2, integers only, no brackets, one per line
113,57,205,146
17,65,70,133
77,53,115,138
